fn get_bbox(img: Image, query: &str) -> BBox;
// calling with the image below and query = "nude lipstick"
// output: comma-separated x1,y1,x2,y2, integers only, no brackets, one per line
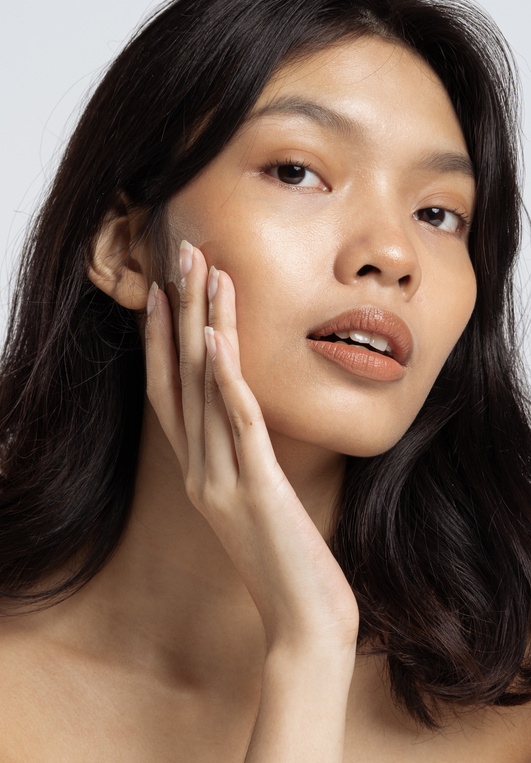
306,305,413,382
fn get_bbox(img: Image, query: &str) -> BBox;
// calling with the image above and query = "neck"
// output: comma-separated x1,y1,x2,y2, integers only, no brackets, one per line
39,401,346,697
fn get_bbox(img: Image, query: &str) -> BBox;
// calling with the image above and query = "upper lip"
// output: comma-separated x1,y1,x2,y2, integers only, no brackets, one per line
307,305,413,366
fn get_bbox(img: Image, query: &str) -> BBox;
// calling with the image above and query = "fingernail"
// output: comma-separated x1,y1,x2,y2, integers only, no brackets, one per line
179,240,193,280
207,266,219,302
204,326,217,360
147,281,158,316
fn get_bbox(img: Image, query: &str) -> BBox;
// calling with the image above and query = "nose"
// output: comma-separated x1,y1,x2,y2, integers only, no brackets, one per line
333,203,422,300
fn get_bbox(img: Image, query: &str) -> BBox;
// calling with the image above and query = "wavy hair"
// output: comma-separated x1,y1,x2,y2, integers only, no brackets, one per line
0,0,529,728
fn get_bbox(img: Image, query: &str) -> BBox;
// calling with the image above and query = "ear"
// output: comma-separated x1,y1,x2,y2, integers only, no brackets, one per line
88,197,150,310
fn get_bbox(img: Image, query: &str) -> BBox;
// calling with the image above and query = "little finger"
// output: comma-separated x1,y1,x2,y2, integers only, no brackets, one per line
145,283,187,465
177,240,209,475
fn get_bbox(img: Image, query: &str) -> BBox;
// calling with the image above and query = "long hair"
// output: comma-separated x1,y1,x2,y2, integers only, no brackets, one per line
0,0,529,728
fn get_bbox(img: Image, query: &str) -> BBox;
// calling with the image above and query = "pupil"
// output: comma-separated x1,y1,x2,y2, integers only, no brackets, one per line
426,207,444,226
278,164,305,184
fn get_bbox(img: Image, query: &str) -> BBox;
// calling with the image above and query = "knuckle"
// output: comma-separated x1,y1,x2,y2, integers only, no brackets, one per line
179,370,199,394
175,341,191,368
184,475,203,507
185,474,228,519
229,408,252,441
146,360,178,398
201,477,234,522
204,380,220,408
178,286,195,312
201,479,220,511
228,397,264,440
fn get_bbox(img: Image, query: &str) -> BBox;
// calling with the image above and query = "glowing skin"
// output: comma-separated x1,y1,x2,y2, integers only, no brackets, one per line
167,36,476,459
8,37,531,763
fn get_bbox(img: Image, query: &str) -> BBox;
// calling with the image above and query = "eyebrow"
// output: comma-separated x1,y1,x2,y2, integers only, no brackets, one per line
247,95,475,180
414,151,475,180
248,95,356,140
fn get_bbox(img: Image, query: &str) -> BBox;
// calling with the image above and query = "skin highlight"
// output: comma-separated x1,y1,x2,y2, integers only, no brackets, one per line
166,39,476,463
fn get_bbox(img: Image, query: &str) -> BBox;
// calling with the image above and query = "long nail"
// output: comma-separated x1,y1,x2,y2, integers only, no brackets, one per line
147,282,158,316
208,266,219,302
204,326,217,360
179,240,193,281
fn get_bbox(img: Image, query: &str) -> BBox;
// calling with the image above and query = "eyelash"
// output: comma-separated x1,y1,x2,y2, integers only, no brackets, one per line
415,206,471,235
448,208,471,230
262,157,314,172
261,157,324,187
261,158,471,233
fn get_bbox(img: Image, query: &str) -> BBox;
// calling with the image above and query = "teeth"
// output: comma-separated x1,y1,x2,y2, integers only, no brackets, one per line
330,330,391,354
369,335,389,352
349,330,371,344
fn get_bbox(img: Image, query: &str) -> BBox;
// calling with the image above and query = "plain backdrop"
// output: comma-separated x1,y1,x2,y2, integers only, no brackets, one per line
1,0,530,358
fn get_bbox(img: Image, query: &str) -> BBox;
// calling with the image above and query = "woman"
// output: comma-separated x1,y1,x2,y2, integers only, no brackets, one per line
0,0,530,759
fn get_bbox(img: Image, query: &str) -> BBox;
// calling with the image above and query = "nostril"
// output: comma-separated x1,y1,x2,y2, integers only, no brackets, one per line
399,274,411,288
357,264,379,277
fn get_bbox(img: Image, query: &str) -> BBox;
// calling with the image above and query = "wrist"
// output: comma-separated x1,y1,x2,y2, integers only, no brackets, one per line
265,637,356,686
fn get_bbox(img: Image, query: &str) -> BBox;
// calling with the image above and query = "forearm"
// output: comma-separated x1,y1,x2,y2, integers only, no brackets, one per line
244,644,356,762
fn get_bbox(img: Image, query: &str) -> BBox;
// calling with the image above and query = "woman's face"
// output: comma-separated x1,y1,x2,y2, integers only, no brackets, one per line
167,36,477,457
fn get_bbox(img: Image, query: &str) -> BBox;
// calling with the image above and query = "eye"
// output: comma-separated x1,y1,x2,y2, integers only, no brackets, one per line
415,206,468,234
264,161,324,189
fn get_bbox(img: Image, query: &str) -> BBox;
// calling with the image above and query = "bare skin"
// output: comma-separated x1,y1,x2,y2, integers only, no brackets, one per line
0,37,530,761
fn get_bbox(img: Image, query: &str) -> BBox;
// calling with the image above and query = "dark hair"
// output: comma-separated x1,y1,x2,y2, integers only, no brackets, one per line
1,0,529,729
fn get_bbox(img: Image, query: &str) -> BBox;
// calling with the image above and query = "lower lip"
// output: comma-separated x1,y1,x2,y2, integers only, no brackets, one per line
306,339,406,382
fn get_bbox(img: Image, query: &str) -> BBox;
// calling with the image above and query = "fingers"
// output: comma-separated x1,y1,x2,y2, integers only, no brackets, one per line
145,240,242,497
146,238,278,502
165,280,181,363
145,283,187,465
204,270,279,487
177,240,209,476
202,267,240,485
146,249,360,653
208,267,240,367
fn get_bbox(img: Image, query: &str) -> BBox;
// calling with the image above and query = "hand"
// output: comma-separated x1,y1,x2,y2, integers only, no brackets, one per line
145,240,359,656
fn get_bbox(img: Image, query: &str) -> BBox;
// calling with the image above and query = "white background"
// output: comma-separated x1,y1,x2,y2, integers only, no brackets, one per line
1,0,530,355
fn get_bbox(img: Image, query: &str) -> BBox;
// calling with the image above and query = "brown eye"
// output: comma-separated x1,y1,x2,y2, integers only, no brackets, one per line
416,207,462,233
265,162,323,188
276,164,308,184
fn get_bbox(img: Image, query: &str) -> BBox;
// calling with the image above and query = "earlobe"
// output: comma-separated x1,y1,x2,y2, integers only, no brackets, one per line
88,201,150,311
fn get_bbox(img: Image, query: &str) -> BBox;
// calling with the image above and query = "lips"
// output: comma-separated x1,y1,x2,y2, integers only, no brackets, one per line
306,305,413,382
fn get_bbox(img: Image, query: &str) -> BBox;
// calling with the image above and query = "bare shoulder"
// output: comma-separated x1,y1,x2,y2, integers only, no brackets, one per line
0,614,70,760
426,702,531,763
344,702,531,763
503,701,531,762
0,611,254,762
0,611,125,761
462,702,531,763
344,655,531,763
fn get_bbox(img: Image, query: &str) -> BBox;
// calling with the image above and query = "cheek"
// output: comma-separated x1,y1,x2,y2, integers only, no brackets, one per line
408,259,476,411
423,252,476,348
165,185,478,458
438,260,477,360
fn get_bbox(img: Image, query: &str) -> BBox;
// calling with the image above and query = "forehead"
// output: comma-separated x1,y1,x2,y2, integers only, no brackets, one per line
250,36,469,158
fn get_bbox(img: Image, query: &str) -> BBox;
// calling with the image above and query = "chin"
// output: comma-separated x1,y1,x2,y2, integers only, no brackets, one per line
338,435,404,459
339,416,422,458
267,410,413,461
